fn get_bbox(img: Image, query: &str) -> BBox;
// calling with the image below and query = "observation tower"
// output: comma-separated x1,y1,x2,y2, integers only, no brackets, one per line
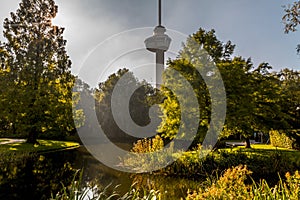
144,0,171,88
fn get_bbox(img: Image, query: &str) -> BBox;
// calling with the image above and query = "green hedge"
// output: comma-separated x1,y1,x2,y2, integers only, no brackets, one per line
269,130,295,149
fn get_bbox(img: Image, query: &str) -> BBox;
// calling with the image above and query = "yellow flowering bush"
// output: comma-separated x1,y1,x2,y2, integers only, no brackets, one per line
186,165,252,200
186,165,300,200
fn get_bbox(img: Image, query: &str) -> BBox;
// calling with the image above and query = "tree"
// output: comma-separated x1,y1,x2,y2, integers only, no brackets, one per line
276,69,300,145
158,29,234,147
279,69,300,130
283,1,300,34
95,68,159,143
1,0,74,143
159,28,288,148
282,1,300,53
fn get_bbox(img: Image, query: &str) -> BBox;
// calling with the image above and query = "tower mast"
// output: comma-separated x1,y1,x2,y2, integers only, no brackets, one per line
144,0,171,88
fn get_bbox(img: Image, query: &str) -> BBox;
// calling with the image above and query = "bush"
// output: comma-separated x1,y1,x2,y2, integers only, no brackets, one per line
269,130,296,149
186,165,300,200
131,135,164,153
158,148,300,184
187,165,252,199
122,135,174,173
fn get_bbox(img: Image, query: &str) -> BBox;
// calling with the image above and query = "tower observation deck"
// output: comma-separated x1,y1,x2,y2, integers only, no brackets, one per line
144,0,171,88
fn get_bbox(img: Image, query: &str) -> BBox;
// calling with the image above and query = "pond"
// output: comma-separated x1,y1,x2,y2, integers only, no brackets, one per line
73,146,200,199
0,146,201,199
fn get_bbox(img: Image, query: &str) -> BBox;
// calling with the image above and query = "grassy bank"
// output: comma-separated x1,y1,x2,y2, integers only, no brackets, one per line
0,138,80,154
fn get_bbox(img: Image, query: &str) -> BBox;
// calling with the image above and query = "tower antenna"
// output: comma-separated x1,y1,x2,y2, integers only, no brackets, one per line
158,0,162,26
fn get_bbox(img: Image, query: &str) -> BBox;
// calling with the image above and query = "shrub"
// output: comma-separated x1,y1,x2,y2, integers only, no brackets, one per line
131,135,164,153
269,130,296,149
158,148,300,184
186,165,252,200
186,166,300,200
122,135,174,173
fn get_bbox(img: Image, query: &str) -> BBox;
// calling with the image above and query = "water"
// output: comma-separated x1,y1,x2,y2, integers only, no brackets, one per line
0,146,201,199
74,146,200,199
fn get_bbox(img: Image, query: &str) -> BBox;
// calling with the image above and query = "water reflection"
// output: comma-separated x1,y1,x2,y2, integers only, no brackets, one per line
0,151,77,200
75,146,201,199
0,146,202,199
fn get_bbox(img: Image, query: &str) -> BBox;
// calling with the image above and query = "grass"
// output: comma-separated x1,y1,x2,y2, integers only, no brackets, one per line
224,144,297,151
179,144,300,160
220,144,300,159
0,139,80,153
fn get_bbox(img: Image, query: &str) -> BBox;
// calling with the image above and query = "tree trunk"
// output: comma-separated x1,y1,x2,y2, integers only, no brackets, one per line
26,131,38,144
26,98,39,145
245,137,251,148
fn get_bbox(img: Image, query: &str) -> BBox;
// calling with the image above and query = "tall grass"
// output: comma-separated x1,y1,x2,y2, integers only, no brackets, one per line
52,166,300,200
186,165,300,200
50,170,161,200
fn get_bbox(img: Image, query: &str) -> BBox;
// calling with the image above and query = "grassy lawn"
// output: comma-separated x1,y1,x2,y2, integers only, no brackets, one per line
0,139,80,153
223,144,297,151
218,144,300,164
178,144,300,163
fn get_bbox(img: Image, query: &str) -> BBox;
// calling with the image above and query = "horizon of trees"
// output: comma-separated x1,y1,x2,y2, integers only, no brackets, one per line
0,0,298,148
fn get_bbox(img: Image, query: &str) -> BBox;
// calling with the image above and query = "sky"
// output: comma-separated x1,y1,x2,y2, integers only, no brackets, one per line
1,0,300,87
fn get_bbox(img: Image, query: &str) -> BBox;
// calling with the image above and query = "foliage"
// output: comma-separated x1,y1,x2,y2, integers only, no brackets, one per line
122,135,174,173
52,164,300,200
158,28,233,144
283,1,300,34
251,171,300,200
159,28,289,148
269,130,296,149
186,165,300,200
282,1,300,54
158,145,300,182
276,69,300,131
186,165,252,199
131,135,164,153
0,0,78,143
95,68,159,142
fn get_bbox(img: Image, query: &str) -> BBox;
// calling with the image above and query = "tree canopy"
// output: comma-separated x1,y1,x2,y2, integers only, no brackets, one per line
0,0,76,143
159,28,298,148
94,68,159,143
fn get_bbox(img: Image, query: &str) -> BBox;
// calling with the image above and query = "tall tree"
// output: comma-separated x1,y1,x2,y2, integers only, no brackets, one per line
95,69,158,143
1,0,74,143
159,28,289,148
158,29,235,146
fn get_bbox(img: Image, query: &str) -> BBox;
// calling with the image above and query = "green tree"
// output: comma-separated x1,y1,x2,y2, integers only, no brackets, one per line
95,68,159,142
276,69,300,146
277,69,300,130
159,28,288,148
1,0,74,143
158,29,234,146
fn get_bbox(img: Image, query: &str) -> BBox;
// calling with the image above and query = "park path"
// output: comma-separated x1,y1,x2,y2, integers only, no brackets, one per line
0,138,25,145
